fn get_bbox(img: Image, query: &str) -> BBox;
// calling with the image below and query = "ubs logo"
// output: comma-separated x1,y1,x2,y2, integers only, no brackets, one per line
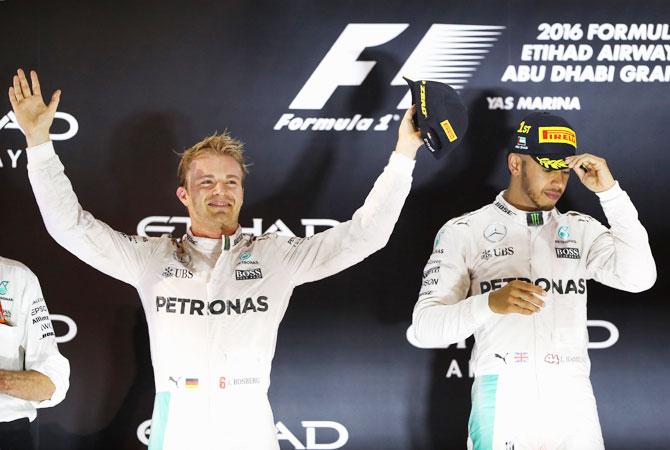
161,266,194,279
481,246,514,261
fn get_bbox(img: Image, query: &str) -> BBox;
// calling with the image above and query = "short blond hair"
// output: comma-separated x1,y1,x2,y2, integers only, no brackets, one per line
177,131,249,187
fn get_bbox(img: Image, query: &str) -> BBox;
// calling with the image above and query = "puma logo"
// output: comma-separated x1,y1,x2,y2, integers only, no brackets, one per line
495,353,508,365
169,376,181,388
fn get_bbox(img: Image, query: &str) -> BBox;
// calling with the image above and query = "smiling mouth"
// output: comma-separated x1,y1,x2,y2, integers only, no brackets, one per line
208,201,232,208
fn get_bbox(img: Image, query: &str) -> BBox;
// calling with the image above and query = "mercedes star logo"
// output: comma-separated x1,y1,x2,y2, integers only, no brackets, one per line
483,223,507,243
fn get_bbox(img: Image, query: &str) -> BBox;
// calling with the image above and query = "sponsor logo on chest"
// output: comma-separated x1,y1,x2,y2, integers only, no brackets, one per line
555,247,581,259
235,268,263,280
155,295,269,316
481,246,515,261
234,252,264,279
237,251,261,267
0,281,8,296
480,277,586,295
555,225,578,244
161,266,194,279
483,223,507,243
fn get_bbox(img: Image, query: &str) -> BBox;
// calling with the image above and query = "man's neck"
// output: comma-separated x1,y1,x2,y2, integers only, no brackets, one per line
190,222,238,239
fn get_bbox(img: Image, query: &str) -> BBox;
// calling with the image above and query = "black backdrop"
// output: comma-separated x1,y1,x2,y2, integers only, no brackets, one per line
1,1,668,449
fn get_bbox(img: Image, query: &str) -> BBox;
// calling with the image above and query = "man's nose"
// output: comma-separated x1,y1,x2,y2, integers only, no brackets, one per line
550,171,569,188
213,181,226,195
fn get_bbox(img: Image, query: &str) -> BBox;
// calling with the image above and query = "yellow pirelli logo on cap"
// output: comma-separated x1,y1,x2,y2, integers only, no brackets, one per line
440,119,458,142
538,126,576,147
420,81,428,118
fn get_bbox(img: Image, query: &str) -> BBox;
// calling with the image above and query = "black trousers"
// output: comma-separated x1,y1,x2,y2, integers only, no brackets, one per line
0,418,37,450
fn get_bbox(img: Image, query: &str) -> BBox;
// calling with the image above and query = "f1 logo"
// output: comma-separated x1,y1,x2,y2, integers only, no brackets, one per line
289,23,505,110
289,24,408,110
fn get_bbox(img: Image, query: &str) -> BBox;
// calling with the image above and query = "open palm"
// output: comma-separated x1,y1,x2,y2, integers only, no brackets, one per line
8,69,60,147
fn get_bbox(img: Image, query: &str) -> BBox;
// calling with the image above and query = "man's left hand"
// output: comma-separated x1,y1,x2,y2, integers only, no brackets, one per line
565,153,616,193
394,106,423,160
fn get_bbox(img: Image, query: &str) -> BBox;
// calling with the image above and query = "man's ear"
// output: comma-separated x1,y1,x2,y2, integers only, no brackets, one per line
176,186,189,207
508,153,522,176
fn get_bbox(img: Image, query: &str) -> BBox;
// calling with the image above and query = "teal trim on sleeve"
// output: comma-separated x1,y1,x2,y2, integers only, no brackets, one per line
468,375,498,450
148,391,171,450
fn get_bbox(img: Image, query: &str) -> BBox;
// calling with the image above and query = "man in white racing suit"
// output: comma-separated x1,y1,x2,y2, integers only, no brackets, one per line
9,69,422,449
410,112,656,449
0,257,70,450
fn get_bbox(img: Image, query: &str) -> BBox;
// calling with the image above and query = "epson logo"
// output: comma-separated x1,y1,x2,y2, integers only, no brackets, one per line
289,23,505,110
422,278,439,287
235,268,263,280
0,110,79,141
136,420,349,449
137,216,339,238
555,247,581,259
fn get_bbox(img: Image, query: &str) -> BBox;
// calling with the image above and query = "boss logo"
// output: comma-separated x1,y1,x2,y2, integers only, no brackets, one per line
235,269,263,280
555,247,580,259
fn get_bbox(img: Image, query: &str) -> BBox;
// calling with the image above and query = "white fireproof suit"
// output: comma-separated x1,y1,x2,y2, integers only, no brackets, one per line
410,187,656,450
27,141,414,450
0,256,70,423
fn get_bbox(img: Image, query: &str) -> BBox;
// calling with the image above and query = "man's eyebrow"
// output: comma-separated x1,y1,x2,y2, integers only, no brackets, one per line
194,174,241,181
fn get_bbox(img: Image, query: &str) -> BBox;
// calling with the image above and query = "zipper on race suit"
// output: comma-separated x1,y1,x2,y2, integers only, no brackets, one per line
206,233,231,440
528,227,542,406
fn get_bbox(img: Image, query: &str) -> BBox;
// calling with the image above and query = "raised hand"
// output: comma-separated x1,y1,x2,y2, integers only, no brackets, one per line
8,69,61,147
394,105,423,159
565,153,616,193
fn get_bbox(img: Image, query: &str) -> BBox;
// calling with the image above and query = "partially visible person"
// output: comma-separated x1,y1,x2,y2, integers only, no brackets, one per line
0,256,70,450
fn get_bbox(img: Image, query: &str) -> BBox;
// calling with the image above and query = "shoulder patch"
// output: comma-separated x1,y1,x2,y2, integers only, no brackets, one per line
446,204,490,227
563,210,596,223
253,233,277,242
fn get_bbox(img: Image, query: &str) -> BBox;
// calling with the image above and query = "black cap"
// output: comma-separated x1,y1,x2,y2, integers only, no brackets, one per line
404,78,468,159
509,112,577,170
